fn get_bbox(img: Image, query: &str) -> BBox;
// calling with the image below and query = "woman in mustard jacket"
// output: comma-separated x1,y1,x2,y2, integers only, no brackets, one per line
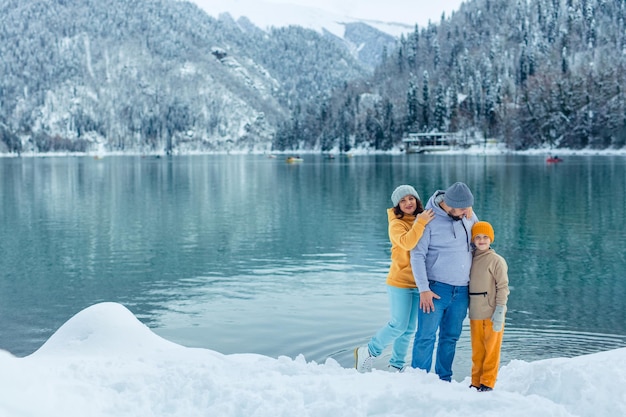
354,185,434,372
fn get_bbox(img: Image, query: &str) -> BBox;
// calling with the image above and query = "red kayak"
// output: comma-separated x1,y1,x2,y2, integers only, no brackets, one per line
546,157,563,163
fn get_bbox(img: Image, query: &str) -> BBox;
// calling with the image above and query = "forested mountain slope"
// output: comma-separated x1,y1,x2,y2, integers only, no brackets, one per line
0,0,370,154
276,0,626,151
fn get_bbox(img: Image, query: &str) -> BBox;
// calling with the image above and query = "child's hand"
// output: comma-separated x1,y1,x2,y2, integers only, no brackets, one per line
491,305,506,331
416,209,435,225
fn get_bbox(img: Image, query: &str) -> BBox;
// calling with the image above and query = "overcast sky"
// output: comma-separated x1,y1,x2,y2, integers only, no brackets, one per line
189,0,466,29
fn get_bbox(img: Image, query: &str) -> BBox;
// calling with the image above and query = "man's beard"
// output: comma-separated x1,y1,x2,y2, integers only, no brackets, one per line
448,212,463,221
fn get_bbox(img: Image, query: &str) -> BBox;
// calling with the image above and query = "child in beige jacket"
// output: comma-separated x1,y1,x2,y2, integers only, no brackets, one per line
469,221,509,391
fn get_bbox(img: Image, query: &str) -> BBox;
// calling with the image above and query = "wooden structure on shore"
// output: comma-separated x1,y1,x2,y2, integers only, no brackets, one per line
402,132,459,153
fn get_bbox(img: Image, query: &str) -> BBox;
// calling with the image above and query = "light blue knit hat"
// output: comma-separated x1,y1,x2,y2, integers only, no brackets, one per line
391,185,420,207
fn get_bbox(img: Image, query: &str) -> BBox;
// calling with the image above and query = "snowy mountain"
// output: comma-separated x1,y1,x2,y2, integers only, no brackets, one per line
187,1,414,70
274,0,626,152
0,0,369,154
187,0,417,38
4,0,622,155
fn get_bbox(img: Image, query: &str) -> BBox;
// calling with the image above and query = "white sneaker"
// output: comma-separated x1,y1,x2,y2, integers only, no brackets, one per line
354,346,373,373
387,364,404,373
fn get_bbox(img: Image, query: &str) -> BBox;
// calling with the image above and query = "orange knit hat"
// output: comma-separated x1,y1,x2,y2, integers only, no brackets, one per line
472,221,495,243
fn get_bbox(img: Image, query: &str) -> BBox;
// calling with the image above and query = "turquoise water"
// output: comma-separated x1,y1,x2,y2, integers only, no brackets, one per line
1,154,625,378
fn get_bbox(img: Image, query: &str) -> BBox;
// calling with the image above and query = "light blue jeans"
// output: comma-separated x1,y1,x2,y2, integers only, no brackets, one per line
411,281,469,381
368,285,420,369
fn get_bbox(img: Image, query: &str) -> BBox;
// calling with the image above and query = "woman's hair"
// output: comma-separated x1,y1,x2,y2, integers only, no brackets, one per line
393,199,424,218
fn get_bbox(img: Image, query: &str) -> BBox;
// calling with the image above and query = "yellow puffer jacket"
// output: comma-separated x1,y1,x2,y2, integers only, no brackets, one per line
385,208,429,288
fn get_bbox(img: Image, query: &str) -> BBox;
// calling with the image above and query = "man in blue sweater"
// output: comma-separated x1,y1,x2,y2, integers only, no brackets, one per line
410,182,477,381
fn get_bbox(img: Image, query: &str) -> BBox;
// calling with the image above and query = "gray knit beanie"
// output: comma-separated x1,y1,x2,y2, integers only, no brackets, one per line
444,182,474,208
391,185,420,207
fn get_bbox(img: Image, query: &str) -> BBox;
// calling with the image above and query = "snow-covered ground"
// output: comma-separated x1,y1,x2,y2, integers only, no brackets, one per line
0,302,624,417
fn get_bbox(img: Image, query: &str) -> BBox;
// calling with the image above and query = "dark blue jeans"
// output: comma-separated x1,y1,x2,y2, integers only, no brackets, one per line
411,281,469,381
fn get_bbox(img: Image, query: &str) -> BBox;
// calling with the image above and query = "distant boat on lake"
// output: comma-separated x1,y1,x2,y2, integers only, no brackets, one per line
286,156,303,164
546,155,563,163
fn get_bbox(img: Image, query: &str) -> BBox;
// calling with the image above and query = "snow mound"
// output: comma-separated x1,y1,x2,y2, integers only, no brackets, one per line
33,302,183,357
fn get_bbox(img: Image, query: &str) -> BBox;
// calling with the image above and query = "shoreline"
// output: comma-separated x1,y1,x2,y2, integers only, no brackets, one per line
1,144,626,158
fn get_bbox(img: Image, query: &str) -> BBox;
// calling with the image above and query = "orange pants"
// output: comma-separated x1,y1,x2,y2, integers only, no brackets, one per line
470,319,504,389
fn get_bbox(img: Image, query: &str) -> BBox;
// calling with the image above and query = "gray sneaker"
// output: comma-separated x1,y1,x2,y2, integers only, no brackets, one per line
354,346,373,373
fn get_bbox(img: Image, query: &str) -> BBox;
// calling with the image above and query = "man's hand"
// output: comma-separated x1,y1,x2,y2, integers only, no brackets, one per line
419,291,440,313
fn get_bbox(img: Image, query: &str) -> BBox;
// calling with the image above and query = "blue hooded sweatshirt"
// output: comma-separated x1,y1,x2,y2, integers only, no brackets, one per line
410,190,478,292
